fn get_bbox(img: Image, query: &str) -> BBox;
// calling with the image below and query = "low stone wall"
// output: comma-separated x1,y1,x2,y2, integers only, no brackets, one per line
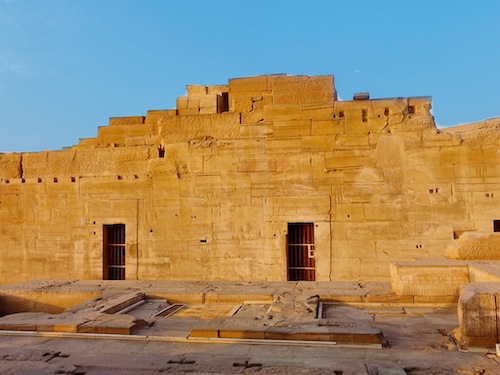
469,263,500,282
0,291,102,315
391,259,500,349
390,260,470,302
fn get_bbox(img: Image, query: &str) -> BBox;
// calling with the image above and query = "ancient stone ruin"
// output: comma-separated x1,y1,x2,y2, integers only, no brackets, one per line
1,74,500,352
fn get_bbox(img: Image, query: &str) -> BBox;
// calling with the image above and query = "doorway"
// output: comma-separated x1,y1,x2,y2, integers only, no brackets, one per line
103,224,126,280
287,223,315,281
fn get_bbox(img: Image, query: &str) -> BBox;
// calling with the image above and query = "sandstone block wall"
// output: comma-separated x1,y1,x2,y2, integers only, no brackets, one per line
1,74,500,284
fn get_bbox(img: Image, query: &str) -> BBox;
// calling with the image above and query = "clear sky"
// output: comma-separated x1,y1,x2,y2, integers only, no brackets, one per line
1,0,499,152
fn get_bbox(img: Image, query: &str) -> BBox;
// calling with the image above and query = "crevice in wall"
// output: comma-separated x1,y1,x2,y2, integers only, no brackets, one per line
328,195,333,282
174,161,182,179
251,97,262,111
19,153,24,179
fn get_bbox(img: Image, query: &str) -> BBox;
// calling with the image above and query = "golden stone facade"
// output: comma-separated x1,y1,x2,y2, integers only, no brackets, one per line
1,74,499,284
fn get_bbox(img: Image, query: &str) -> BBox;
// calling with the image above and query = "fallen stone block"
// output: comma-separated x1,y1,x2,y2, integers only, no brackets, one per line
456,282,499,348
446,232,500,260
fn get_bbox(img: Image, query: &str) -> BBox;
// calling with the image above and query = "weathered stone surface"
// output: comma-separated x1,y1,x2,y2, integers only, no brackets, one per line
77,313,146,335
0,73,500,284
0,152,22,178
458,283,497,337
109,116,145,125
446,231,500,260
456,282,500,349
390,260,470,296
272,75,335,106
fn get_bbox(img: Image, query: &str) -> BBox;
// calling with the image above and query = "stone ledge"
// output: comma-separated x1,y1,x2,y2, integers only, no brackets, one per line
109,116,145,125
0,311,146,336
98,292,144,314
319,294,458,304
77,314,146,335
189,318,384,345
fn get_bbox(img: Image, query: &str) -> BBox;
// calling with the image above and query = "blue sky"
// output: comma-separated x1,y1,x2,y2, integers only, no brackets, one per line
1,0,499,152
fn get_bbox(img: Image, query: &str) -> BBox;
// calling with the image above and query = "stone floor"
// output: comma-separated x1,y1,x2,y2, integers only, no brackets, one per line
1,331,498,374
0,280,499,374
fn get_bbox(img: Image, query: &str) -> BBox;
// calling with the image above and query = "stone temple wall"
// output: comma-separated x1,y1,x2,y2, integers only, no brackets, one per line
1,74,499,284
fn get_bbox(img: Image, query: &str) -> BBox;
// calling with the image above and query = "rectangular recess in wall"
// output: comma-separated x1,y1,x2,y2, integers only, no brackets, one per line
494,220,500,232
362,109,368,122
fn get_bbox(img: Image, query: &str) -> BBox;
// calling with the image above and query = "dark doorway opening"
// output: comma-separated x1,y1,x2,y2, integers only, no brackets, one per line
287,223,315,281
494,220,500,232
218,92,229,113
103,224,126,280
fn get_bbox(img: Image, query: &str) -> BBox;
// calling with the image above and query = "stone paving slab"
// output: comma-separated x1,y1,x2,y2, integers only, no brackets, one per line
77,314,146,335
0,312,88,332
97,291,144,314
0,311,147,336
3,277,498,357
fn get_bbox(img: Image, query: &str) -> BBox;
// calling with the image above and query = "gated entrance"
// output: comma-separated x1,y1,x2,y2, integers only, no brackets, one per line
287,223,315,281
103,224,126,280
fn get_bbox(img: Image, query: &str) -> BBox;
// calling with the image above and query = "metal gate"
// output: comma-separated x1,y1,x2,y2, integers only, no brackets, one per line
103,224,126,280
287,223,315,281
